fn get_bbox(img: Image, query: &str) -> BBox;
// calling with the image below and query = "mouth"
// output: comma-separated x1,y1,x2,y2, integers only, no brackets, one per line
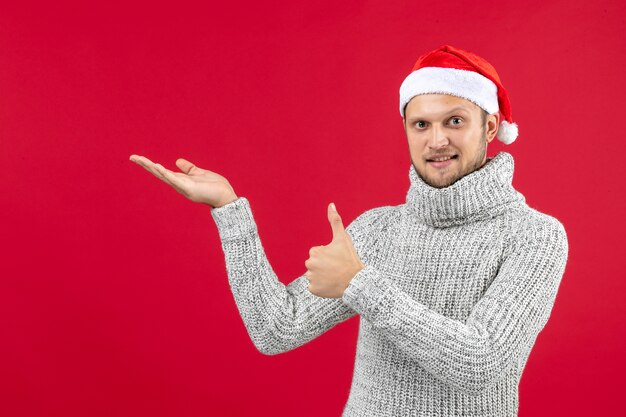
427,154,458,168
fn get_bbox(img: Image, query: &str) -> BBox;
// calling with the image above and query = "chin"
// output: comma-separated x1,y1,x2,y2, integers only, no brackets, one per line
414,165,456,188
415,167,448,188
428,176,457,189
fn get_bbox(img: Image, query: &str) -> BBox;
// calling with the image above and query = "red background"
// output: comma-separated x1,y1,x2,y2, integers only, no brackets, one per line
1,1,624,416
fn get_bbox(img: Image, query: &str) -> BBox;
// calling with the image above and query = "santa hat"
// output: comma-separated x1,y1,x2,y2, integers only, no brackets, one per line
399,44,518,145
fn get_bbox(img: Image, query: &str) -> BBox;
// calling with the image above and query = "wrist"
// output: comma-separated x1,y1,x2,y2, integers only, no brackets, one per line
213,194,239,208
343,264,365,293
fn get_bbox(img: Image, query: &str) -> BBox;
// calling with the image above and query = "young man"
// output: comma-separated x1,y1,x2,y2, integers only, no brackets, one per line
130,44,569,416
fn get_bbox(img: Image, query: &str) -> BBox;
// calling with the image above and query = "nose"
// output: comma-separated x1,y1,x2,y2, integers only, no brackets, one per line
427,125,450,149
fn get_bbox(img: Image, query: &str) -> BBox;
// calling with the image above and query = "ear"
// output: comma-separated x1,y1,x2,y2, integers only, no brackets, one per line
486,112,500,144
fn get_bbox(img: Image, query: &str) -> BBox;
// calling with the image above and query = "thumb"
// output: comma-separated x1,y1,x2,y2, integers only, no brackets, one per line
175,158,200,175
327,202,346,241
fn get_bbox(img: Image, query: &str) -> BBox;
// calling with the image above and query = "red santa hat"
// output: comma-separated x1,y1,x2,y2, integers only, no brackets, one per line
399,44,518,145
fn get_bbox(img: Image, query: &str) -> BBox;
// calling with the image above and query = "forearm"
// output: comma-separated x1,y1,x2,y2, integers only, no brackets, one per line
342,265,505,394
341,231,568,395
211,197,357,355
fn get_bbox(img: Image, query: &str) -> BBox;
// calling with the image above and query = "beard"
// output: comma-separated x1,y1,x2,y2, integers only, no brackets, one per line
413,131,488,189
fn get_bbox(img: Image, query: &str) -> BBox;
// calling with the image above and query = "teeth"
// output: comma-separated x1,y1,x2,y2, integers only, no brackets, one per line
431,156,453,162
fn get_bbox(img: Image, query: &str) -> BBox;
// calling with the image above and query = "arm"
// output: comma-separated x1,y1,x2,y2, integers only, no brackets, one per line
341,217,569,395
210,197,377,355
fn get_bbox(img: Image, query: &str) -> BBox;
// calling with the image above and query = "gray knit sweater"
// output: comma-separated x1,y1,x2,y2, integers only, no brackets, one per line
210,151,569,416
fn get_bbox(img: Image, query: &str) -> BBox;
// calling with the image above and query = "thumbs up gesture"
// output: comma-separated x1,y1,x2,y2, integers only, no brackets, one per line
304,203,365,298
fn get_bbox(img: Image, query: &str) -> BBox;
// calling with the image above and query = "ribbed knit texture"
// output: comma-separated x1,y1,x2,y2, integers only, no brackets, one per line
210,151,569,417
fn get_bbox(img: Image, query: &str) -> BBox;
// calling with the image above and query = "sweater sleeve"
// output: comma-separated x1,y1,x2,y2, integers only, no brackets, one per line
210,197,376,356
341,217,569,396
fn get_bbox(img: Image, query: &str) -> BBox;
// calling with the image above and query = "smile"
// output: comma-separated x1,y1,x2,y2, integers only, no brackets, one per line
427,155,458,168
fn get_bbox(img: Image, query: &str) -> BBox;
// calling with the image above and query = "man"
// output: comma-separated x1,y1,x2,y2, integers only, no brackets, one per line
130,44,569,416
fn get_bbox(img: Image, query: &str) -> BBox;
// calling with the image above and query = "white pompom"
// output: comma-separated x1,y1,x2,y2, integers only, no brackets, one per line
497,120,518,144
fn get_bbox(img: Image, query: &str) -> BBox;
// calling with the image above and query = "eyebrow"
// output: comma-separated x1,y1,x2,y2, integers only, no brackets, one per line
407,106,471,122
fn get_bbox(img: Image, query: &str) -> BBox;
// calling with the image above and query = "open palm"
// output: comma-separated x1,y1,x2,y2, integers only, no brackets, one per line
129,154,238,208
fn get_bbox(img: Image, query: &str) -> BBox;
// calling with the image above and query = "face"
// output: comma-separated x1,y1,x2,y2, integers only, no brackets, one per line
403,94,500,189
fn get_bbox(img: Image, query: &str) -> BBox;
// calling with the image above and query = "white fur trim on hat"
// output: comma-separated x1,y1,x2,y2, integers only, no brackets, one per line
497,120,518,144
399,66,499,117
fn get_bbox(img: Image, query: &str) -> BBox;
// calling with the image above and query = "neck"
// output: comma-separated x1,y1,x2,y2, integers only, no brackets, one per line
405,151,526,228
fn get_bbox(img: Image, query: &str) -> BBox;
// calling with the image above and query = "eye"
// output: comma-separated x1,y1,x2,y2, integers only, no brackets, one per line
415,121,427,129
449,117,463,126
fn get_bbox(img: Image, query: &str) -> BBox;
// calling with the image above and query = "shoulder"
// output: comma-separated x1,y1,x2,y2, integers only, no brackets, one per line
506,206,568,255
345,204,398,240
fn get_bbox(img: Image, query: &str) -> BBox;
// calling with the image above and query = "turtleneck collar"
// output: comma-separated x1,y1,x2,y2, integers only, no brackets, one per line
405,151,527,228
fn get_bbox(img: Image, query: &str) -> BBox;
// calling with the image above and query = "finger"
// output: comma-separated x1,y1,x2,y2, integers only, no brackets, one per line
154,164,180,186
175,158,201,175
154,163,187,189
132,156,184,193
327,202,346,241
155,165,184,191
132,155,168,181
129,154,150,164
130,154,155,167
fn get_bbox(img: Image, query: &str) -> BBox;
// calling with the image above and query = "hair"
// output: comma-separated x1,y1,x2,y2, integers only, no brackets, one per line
480,108,488,139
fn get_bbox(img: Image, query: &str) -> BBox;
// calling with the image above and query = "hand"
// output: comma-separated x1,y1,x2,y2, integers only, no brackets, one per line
129,154,238,208
304,203,365,299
